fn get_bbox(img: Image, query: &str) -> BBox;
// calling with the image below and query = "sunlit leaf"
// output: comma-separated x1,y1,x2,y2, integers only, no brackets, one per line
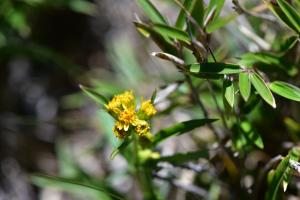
223,79,235,108
283,147,300,191
175,0,204,31
249,73,276,108
232,124,248,151
188,63,243,75
241,121,264,149
279,35,298,52
153,24,191,43
266,156,290,200
240,52,297,76
204,0,225,26
110,138,131,159
239,72,251,102
134,22,177,54
136,0,167,24
264,0,299,33
277,0,300,33
190,0,205,27
206,13,237,33
79,85,108,106
151,89,157,104
175,0,194,29
269,81,300,102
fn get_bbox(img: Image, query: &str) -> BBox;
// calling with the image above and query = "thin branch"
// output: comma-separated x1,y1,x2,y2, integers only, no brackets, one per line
153,173,209,198
232,0,277,22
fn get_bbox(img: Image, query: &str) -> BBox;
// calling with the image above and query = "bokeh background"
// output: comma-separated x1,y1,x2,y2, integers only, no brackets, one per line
0,0,180,199
1,0,300,199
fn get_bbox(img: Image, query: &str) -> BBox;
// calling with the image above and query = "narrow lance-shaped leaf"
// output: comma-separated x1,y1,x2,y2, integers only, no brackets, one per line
280,35,298,52
239,52,297,77
134,22,177,55
223,79,235,108
206,13,237,33
204,0,225,25
249,72,276,108
232,124,248,151
153,119,218,145
190,0,205,27
151,149,209,165
277,0,300,33
150,89,157,104
110,138,131,160
136,0,167,24
175,0,204,29
283,147,300,191
79,85,108,106
241,121,264,149
266,156,290,200
239,72,251,102
175,0,194,29
269,81,300,102
31,174,124,200
153,24,191,43
264,0,299,33
188,63,243,75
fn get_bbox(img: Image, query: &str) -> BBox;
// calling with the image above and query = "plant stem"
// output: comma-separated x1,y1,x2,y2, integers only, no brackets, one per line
132,134,158,200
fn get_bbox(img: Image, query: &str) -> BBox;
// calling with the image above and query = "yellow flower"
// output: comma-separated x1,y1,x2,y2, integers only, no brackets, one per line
133,119,150,136
106,91,157,139
118,107,137,131
139,99,157,118
106,91,135,114
113,121,129,139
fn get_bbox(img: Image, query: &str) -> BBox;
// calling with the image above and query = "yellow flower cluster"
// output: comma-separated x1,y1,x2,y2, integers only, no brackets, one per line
106,91,157,139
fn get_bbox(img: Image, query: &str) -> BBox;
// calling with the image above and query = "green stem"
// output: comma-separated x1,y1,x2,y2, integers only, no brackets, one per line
132,134,158,200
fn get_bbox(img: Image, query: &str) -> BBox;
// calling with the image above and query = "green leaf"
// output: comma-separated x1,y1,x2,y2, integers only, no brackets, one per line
264,0,299,33
269,81,300,102
175,0,194,29
223,79,235,108
241,121,264,149
134,22,177,54
266,156,290,200
232,124,248,151
239,72,251,102
31,174,124,200
279,35,298,52
152,150,209,164
277,0,300,33
153,119,218,145
249,73,276,108
110,138,131,159
79,85,108,106
206,13,237,33
283,147,300,191
151,89,157,103
205,0,225,24
136,0,167,24
190,0,205,27
239,52,298,76
188,63,243,75
153,24,191,43
175,0,204,30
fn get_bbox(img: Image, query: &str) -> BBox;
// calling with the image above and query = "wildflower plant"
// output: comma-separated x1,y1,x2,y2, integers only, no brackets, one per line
106,90,156,140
